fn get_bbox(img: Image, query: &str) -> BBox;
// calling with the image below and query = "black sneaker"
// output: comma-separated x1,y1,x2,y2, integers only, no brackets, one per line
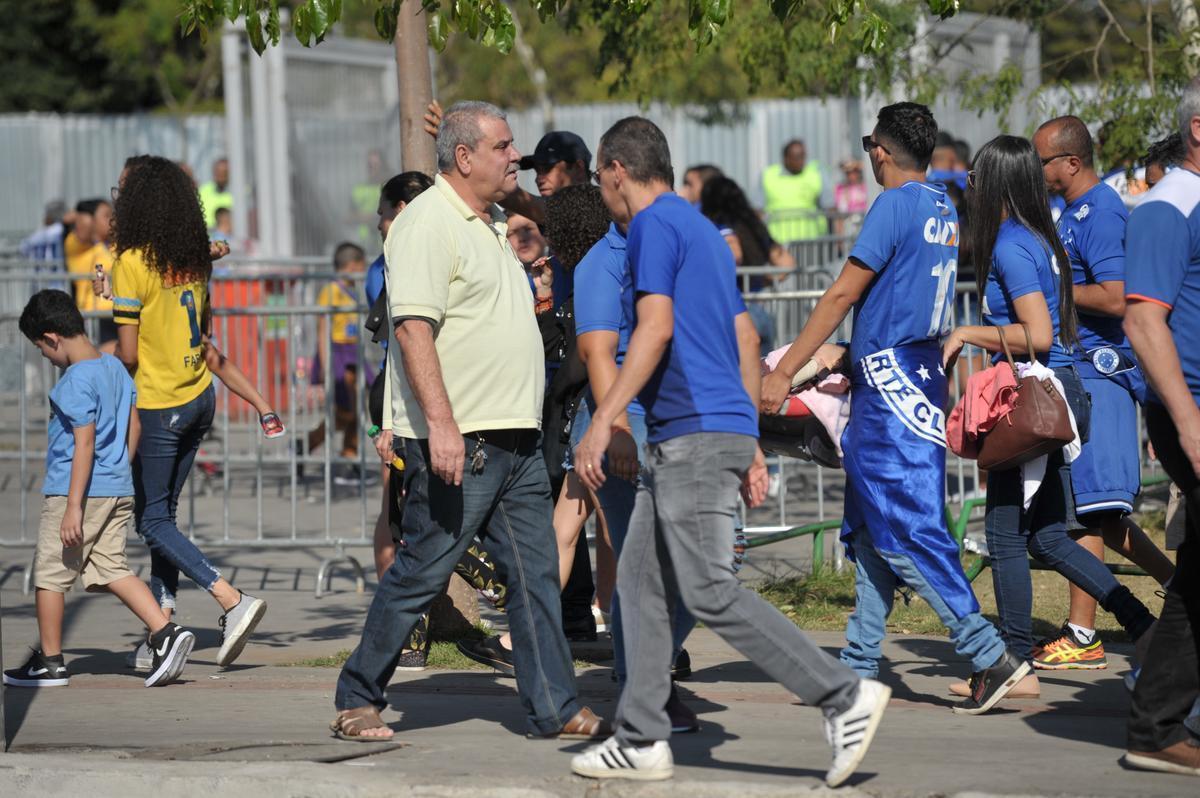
671,648,692,680
394,648,428,672
953,649,1032,715
562,613,598,643
3,650,69,687
144,623,196,687
666,684,699,734
456,635,515,677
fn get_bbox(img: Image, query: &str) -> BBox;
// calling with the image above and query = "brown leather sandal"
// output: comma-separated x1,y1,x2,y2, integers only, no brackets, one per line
530,706,613,740
330,706,395,742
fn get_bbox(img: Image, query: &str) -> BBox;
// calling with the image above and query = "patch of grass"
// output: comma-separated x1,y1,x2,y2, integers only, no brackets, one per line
283,621,596,670
756,511,1172,645
287,649,353,668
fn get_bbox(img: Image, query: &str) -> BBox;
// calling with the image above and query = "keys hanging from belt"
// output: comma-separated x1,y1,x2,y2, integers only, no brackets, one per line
470,435,488,475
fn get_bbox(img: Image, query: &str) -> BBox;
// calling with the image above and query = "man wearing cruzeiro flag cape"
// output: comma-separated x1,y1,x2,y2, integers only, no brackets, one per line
762,102,1029,715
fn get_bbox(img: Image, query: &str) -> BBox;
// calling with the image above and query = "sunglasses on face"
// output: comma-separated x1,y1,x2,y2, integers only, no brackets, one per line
1039,152,1075,167
861,136,890,155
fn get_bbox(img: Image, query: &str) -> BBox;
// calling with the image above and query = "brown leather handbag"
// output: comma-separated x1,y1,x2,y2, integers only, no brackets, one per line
977,323,1075,472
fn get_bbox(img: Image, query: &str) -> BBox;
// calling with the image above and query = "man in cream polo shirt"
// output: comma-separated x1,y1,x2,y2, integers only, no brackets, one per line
331,101,609,743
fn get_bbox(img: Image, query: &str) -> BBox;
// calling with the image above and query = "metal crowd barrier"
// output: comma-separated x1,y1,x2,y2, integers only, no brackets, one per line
738,269,1159,579
0,262,384,596
0,254,1162,589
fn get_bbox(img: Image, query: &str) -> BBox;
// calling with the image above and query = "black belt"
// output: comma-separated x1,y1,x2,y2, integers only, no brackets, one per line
468,428,537,451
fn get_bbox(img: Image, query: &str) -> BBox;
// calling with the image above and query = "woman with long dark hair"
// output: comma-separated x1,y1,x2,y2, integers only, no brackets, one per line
701,175,796,361
111,155,266,669
942,136,1154,696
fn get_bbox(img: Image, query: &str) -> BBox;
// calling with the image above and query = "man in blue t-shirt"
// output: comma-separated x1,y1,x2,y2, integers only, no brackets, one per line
1031,115,1175,672
573,219,697,720
569,116,883,787
1123,78,1200,775
763,102,1026,715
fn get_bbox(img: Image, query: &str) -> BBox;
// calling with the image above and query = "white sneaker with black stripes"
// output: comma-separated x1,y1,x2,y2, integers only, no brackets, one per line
823,678,891,788
570,736,673,781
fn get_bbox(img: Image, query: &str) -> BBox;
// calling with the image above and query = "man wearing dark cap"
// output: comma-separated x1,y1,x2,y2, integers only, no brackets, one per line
520,131,592,197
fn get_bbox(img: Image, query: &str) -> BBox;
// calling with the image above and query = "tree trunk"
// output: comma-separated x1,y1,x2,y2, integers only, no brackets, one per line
1171,0,1200,75
392,1,479,636
394,1,437,176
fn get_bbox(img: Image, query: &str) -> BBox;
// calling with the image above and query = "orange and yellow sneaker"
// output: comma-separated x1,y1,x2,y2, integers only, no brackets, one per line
1032,623,1107,670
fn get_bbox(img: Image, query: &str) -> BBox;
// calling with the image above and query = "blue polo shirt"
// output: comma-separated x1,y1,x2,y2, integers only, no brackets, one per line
573,223,643,416
1058,182,1129,352
44,354,136,498
627,193,757,443
1125,168,1200,402
982,220,1073,367
847,181,958,359
365,253,388,371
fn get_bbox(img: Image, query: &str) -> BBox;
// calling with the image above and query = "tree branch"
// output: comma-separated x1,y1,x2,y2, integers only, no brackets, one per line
1146,0,1154,96
1092,19,1113,84
1095,0,1142,51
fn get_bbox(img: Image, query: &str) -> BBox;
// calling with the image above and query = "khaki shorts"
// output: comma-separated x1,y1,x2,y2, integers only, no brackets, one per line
35,496,135,593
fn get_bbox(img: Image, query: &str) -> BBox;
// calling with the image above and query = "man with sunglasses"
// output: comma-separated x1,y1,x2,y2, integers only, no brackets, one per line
1030,115,1175,673
764,103,1027,715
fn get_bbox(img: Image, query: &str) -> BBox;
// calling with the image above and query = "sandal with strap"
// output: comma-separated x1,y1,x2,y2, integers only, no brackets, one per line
330,706,395,742
529,706,613,740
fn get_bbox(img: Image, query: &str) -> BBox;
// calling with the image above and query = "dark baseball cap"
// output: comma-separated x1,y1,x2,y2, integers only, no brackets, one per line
518,131,591,171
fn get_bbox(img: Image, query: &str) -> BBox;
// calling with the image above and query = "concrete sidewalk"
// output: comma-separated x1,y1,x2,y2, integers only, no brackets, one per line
0,549,1193,797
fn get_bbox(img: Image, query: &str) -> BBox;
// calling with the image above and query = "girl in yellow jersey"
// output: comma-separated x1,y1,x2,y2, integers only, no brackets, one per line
110,156,266,668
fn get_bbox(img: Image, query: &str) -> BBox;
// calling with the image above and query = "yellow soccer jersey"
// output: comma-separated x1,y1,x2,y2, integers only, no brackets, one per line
316,280,360,344
111,247,212,409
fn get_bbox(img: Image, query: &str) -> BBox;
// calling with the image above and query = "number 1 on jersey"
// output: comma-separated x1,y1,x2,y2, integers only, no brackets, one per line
927,258,957,337
180,289,202,347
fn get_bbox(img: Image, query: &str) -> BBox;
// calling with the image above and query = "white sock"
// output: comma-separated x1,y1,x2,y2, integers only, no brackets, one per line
1068,622,1096,645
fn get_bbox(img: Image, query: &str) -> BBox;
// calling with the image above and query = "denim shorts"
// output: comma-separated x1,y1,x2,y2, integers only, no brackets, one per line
561,400,592,472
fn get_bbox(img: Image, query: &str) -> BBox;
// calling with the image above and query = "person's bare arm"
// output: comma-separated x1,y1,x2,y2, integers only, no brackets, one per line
115,324,139,374
734,311,768,508
942,292,1055,369
127,406,141,460
768,243,797,270
576,295,673,490
1073,280,1126,318
1126,300,1200,476
499,190,546,226
61,424,95,548
394,319,463,485
724,233,744,265
735,311,762,407
203,338,273,416
577,329,635,481
760,258,874,413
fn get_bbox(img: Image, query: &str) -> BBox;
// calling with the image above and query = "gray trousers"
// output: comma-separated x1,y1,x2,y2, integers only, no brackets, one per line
614,432,860,744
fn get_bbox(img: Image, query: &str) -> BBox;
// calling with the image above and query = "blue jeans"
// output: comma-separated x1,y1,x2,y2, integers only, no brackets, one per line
840,527,1005,677
133,384,222,609
985,366,1154,661
336,431,582,735
593,411,695,682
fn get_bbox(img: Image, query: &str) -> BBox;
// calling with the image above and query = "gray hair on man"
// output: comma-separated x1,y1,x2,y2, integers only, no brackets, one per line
1180,77,1200,140
436,101,508,173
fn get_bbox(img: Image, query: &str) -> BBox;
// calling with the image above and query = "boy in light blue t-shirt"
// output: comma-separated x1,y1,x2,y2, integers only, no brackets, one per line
3,290,195,689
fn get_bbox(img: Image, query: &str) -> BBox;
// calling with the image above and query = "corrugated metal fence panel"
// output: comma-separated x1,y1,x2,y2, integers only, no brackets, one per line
1,97,1047,253
505,98,855,209
0,114,227,239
